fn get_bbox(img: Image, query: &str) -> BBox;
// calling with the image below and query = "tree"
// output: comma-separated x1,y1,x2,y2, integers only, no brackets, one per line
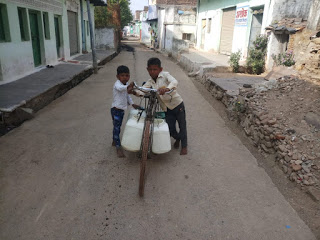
95,0,133,29
119,0,133,29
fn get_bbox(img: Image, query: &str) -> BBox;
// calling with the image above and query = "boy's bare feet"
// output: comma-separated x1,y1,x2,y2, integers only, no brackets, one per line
117,148,126,158
174,139,180,149
180,147,188,155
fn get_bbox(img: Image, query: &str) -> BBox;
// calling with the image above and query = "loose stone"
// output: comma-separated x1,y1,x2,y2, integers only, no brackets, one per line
291,164,302,171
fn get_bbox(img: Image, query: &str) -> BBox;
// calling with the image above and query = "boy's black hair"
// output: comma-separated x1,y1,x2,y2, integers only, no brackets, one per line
147,58,161,67
117,65,130,75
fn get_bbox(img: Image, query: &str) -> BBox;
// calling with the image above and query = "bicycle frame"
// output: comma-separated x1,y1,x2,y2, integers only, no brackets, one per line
133,82,172,196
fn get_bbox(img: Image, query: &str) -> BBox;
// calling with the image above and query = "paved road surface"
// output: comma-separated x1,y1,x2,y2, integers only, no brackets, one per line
0,42,316,239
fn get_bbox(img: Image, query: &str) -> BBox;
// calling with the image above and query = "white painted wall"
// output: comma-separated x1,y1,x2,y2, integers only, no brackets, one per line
158,9,165,49
158,5,196,53
165,25,174,51
196,9,222,52
141,21,151,44
95,28,115,49
307,0,320,30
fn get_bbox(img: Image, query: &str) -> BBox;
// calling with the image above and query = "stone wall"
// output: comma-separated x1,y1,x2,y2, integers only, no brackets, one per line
292,30,320,82
193,73,319,188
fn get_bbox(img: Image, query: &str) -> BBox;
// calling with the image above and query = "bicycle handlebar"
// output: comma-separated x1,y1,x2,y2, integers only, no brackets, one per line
133,82,174,94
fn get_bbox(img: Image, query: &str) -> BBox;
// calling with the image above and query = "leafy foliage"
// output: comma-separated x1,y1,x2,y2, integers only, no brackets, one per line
119,0,133,29
246,35,268,75
229,50,241,73
272,51,296,67
95,0,133,29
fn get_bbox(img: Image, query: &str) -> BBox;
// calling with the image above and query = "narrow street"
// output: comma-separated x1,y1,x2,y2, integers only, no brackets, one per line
0,40,316,239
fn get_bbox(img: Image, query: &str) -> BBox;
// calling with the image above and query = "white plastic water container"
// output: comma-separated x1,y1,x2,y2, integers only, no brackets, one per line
152,119,171,154
122,116,144,152
128,109,146,120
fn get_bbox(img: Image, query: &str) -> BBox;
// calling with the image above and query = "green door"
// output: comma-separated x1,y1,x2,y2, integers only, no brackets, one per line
54,16,61,57
29,12,41,66
83,20,86,51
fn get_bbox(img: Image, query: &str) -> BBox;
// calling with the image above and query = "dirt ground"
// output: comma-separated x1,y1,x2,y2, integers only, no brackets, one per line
190,72,320,238
261,76,320,180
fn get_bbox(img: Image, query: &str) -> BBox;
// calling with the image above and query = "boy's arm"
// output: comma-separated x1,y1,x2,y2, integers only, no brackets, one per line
114,81,129,92
158,72,178,95
165,72,178,90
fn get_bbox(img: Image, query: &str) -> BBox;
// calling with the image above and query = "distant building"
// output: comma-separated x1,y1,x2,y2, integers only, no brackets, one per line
145,0,197,54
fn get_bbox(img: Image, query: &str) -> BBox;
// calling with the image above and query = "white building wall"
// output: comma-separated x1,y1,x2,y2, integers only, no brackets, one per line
43,12,59,65
174,25,196,40
95,28,115,49
165,25,174,51
141,21,151,44
158,5,196,53
196,10,222,52
158,9,165,49
232,0,269,58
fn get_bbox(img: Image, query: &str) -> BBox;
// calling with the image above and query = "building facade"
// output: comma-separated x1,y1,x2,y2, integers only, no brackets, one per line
147,0,197,54
0,0,104,83
196,0,270,57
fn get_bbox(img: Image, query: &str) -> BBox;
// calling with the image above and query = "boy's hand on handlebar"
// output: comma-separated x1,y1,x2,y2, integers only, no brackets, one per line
127,82,134,93
158,88,170,95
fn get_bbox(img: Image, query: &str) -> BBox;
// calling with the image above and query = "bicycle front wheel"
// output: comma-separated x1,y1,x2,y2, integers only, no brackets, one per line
139,120,151,197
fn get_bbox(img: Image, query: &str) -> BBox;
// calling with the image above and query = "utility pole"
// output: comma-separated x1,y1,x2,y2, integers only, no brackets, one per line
86,0,98,74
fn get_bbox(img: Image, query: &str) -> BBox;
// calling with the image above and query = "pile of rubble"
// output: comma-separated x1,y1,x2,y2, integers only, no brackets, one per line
235,75,320,187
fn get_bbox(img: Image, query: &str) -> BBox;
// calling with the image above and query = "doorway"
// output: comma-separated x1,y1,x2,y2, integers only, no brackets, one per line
248,8,264,48
54,15,61,58
220,7,236,55
67,10,79,56
29,11,41,66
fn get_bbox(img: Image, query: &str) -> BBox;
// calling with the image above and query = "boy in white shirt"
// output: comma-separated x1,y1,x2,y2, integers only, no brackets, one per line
132,58,188,155
111,65,139,158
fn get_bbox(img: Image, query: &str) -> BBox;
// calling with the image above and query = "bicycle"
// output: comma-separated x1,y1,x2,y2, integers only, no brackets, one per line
133,83,172,197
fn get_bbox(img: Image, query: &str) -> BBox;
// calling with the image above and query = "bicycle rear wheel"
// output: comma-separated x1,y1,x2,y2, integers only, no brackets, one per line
139,120,151,197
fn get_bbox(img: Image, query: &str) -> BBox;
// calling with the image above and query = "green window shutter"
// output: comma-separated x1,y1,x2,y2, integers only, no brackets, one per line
18,8,25,41
43,12,50,39
17,8,29,41
87,21,89,36
0,5,6,41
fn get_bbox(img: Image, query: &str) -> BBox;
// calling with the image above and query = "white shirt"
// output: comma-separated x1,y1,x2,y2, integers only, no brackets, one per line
136,71,183,111
111,80,134,110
